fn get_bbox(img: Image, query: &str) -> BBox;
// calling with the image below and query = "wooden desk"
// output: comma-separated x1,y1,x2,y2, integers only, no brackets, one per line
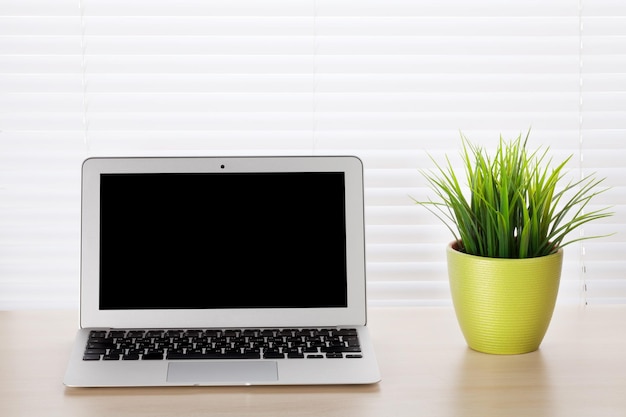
1,306,625,417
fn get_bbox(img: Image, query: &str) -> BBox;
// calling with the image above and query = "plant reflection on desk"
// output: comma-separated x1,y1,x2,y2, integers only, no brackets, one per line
453,349,554,416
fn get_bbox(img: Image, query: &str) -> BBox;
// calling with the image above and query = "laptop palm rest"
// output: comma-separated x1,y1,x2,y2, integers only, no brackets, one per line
167,361,278,384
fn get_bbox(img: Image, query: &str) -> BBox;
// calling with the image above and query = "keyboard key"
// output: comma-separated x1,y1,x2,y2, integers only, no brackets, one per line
167,351,260,360
103,354,121,360
87,342,115,349
84,348,106,355
322,346,362,353
122,353,140,360
334,329,358,336
142,352,164,360
83,354,101,361
345,337,361,347
263,351,285,359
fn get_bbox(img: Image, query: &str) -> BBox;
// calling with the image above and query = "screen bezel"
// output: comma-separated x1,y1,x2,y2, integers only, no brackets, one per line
80,156,367,329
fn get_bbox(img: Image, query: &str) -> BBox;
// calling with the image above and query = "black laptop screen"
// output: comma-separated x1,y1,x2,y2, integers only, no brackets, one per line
98,172,348,310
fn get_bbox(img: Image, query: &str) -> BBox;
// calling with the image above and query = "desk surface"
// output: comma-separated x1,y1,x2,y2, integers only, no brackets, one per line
1,306,625,417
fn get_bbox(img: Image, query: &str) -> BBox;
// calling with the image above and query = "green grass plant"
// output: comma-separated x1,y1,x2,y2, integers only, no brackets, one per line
414,131,613,258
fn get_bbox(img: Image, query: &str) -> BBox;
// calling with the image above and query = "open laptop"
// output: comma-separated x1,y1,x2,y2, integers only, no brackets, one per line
63,155,381,387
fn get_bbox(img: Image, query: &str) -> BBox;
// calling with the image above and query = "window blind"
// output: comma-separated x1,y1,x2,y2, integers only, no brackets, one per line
1,0,624,309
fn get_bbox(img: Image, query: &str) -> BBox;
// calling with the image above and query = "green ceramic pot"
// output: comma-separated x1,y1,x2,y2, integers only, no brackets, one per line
447,241,563,354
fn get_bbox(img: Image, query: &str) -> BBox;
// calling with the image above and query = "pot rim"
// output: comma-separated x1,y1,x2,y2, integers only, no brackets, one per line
447,240,563,262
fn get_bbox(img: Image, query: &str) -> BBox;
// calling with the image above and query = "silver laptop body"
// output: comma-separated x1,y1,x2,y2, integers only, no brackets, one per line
63,156,381,387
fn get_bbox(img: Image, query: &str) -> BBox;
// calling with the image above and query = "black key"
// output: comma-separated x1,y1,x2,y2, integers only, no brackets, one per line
167,351,261,360
327,338,344,347
229,337,246,347
346,354,363,358
84,348,106,355
344,336,361,347
103,353,121,360
83,354,101,361
118,340,136,349
308,339,325,348
176,341,194,350
334,329,358,336
269,338,287,348
263,351,285,359
142,352,164,360
123,353,140,360
166,352,204,360
322,346,362,353
248,336,264,345
307,354,324,359
193,339,209,349
87,342,115,350
226,351,260,359
326,352,343,358
213,339,229,348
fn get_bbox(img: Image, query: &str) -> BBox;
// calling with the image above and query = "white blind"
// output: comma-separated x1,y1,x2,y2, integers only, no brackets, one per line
1,0,624,309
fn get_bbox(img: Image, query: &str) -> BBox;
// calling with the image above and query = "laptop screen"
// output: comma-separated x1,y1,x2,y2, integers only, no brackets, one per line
98,172,348,310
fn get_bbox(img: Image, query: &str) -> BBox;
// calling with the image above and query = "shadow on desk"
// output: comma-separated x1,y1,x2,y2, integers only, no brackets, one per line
63,383,382,417
64,383,381,397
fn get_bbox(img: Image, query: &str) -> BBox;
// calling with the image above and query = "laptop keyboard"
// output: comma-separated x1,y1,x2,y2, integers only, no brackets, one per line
82,328,363,361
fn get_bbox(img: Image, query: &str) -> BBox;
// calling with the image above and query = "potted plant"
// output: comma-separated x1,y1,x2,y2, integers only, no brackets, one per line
414,131,612,354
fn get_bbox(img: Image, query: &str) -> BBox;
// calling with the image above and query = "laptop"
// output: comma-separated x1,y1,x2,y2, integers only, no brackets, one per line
63,155,381,387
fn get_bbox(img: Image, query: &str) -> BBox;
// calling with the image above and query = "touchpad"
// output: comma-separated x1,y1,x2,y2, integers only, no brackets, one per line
167,361,278,384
